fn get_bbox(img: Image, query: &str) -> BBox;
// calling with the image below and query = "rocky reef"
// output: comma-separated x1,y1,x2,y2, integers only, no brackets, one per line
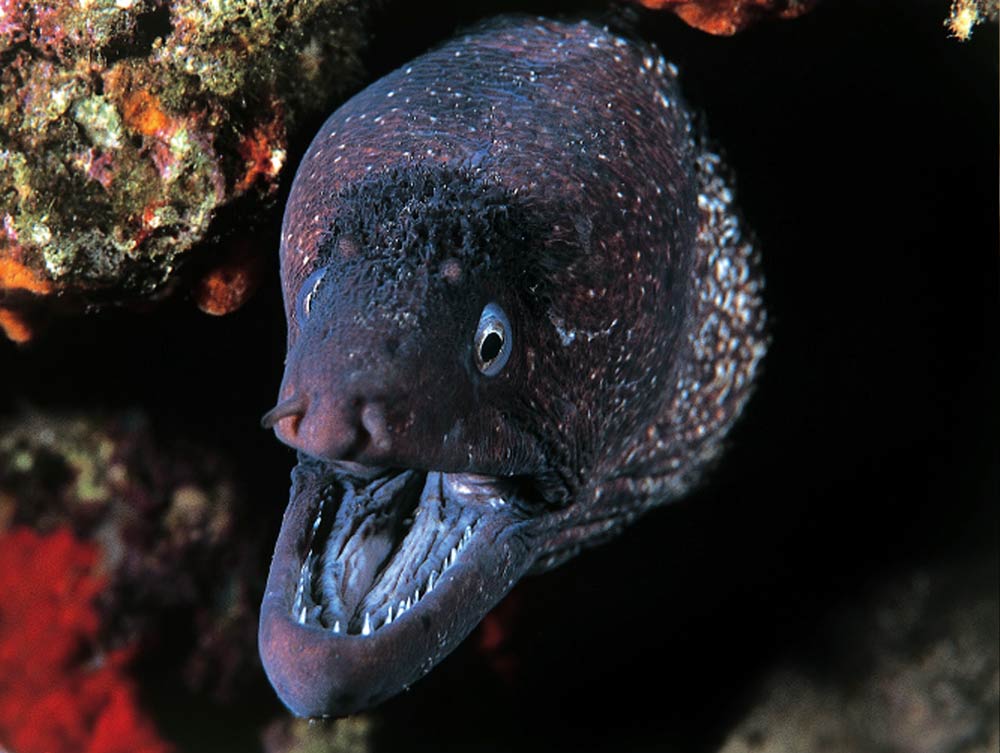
0,409,265,701
0,0,367,341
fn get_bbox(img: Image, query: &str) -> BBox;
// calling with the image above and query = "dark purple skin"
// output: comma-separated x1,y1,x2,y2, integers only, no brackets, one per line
260,16,766,718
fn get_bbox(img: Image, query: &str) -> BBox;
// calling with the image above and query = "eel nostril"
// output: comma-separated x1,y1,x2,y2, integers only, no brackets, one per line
360,402,392,452
261,395,307,430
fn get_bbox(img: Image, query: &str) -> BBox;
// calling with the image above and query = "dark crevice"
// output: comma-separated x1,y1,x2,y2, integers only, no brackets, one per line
102,4,174,63
0,41,36,78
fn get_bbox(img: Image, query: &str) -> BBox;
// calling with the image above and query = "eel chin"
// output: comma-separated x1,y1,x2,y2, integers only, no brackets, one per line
259,454,535,717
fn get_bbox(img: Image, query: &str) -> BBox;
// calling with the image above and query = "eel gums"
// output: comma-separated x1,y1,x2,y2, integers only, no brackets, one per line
260,15,766,717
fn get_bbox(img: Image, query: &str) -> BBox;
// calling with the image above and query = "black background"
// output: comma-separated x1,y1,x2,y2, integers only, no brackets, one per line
1,1,997,751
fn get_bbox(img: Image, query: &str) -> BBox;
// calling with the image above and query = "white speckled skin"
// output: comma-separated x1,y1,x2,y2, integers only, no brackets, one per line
279,13,766,566
263,16,766,716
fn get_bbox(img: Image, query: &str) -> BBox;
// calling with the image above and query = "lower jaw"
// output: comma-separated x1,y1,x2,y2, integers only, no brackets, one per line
258,456,536,718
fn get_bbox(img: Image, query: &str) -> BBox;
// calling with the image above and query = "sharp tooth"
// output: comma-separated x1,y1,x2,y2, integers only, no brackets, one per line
405,597,412,610
362,613,372,636
298,606,307,624
414,587,421,603
449,547,458,565
386,606,394,625
428,570,437,591
399,599,407,614
333,620,341,633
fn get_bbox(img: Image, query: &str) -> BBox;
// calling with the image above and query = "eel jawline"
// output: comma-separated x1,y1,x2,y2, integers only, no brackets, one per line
258,458,534,717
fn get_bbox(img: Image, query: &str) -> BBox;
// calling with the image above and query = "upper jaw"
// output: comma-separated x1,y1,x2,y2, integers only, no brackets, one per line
258,454,537,717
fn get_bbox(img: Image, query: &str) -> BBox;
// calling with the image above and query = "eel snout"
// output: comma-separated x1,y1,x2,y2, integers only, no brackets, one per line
263,368,396,463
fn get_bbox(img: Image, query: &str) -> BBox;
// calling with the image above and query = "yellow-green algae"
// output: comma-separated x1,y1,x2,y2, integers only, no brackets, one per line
72,95,126,151
0,412,121,511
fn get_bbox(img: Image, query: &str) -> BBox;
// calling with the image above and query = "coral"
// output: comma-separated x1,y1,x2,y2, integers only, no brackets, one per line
0,409,267,701
193,234,265,315
0,0,367,341
0,256,51,294
0,526,172,753
0,254,52,341
0,306,32,342
945,0,999,40
632,0,814,34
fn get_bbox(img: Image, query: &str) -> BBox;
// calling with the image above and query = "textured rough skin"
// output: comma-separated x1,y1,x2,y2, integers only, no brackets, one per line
261,16,766,717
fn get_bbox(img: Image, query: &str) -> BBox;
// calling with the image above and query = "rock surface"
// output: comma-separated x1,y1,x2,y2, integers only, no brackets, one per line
0,409,267,701
719,556,999,753
0,0,367,341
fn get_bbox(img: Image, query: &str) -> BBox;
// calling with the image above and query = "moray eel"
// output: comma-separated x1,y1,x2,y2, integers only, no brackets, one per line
260,16,766,717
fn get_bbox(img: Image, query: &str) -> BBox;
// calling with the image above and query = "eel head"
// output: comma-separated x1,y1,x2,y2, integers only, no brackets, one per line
259,168,610,717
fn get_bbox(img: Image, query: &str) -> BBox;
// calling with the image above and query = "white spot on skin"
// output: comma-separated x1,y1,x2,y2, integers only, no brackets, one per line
549,313,618,346
551,316,577,345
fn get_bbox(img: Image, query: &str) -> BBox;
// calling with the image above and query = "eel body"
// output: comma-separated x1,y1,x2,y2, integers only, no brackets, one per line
260,16,766,717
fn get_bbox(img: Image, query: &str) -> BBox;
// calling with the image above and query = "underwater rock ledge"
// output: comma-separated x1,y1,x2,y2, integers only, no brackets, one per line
0,0,369,341
0,408,268,703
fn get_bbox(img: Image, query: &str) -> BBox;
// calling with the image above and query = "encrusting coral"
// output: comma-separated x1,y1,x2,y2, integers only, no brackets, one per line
0,0,368,341
631,0,814,35
0,409,267,702
945,0,999,40
0,526,172,753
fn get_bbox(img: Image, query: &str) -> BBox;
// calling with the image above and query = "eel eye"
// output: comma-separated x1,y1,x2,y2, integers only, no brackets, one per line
298,267,327,320
474,302,512,376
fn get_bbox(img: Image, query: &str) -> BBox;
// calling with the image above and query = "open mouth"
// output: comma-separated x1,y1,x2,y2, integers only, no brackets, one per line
259,453,536,718
292,465,507,635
